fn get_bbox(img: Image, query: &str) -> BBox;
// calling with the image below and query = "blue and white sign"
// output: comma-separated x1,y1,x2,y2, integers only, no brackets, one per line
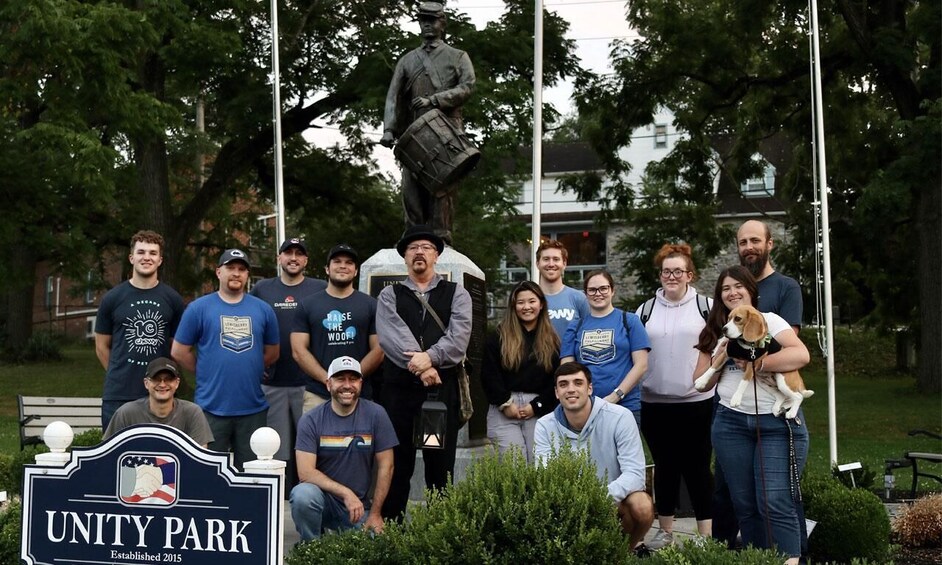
21,425,282,565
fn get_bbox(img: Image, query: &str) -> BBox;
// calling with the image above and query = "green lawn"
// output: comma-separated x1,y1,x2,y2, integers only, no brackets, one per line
1,330,939,493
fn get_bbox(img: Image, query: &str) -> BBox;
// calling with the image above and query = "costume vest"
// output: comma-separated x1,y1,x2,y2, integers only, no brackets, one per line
383,281,459,386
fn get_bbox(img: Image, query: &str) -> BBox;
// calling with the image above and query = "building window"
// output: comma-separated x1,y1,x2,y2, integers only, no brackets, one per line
85,270,96,304
45,276,55,310
741,159,776,197
499,228,607,289
654,124,668,149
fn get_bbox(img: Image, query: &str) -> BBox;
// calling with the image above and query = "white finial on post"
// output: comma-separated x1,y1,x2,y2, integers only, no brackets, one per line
35,421,74,466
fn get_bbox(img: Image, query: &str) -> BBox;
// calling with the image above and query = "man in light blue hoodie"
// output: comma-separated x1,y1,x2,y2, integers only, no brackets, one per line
535,361,654,555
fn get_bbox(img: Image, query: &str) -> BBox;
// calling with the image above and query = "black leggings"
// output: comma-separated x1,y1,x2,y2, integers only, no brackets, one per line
640,398,714,520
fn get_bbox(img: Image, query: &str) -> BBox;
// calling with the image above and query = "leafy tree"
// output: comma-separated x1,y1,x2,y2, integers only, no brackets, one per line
0,0,584,348
571,0,940,391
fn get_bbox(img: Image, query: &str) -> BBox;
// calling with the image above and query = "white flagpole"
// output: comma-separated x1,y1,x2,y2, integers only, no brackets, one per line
530,0,544,281
809,0,838,465
270,0,287,264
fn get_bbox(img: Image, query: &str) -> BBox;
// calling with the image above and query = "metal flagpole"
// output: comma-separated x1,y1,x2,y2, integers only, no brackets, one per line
530,0,544,282
809,0,838,465
270,0,287,264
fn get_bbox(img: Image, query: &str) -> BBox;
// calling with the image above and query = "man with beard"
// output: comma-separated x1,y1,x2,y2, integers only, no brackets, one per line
95,230,184,429
291,244,383,411
737,220,802,332
376,225,472,521
250,238,326,487
171,249,279,471
289,356,397,540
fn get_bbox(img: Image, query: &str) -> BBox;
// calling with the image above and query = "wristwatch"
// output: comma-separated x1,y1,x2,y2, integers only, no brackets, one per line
614,388,625,399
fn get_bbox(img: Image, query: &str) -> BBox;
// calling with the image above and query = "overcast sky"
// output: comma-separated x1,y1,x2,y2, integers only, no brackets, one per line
302,0,634,175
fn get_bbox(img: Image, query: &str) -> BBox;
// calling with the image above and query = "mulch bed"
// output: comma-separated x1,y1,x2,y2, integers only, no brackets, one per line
892,545,942,564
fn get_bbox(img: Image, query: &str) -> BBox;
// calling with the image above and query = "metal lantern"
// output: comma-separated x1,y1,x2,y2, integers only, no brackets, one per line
414,393,448,450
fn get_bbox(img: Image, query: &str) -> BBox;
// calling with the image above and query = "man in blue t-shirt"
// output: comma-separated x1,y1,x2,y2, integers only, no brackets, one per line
250,238,326,470
291,244,383,410
290,356,397,541
536,239,589,337
95,230,184,429
171,248,279,471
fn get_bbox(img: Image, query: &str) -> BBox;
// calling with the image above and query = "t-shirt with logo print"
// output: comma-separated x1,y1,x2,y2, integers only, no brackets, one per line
544,285,590,339
250,277,326,387
95,281,185,401
173,293,279,416
292,290,378,399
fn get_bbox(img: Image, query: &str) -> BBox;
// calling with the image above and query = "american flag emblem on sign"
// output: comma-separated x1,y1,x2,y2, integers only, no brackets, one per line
118,454,178,506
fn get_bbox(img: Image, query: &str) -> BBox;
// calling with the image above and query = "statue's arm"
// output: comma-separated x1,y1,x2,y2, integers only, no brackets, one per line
382,57,409,144
429,51,475,110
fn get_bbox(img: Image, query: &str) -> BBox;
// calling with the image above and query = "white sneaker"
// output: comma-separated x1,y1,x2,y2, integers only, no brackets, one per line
647,529,674,550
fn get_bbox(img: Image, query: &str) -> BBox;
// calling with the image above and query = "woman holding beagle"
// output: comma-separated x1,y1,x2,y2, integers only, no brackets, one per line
561,270,650,426
481,281,560,464
693,266,810,565
636,244,715,547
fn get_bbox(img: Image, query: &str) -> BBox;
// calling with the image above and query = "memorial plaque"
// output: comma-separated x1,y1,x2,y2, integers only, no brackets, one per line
21,425,281,565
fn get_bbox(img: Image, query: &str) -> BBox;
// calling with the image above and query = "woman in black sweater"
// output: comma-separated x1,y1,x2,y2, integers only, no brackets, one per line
481,281,560,463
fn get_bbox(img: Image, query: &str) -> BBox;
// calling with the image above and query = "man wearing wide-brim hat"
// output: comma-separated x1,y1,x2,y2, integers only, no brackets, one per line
375,225,471,521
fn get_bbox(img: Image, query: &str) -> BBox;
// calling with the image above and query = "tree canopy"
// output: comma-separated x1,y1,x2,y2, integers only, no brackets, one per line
572,0,940,390
0,0,584,350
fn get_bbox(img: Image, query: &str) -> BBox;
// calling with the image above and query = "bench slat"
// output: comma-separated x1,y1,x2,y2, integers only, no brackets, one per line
19,396,103,408
21,406,102,418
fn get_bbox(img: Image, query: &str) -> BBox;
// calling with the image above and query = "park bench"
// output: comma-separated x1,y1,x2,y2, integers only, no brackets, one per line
18,395,101,450
885,429,942,499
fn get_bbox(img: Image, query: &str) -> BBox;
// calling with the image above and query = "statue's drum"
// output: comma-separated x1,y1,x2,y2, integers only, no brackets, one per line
394,109,481,195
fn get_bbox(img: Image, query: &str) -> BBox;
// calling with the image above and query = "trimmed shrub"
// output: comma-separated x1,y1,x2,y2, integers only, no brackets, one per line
804,474,891,563
892,494,942,548
0,498,22,565
287,446,630,564
647,537,786,564
72,428,103,447
0,446,48,496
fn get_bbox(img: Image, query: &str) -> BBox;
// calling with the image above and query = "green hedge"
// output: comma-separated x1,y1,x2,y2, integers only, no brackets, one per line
803,474,891,563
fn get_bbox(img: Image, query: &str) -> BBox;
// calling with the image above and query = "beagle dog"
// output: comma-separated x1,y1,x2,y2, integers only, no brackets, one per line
694,305,813,419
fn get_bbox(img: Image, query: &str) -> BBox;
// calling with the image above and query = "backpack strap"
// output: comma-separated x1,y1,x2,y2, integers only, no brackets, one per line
695,294,711,322
638,297,656,326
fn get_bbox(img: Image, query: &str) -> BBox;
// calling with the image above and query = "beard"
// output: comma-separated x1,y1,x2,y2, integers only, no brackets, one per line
740,249,770,278
328,274,354,288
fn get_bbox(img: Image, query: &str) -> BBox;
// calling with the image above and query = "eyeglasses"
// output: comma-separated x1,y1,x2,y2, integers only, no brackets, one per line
406,244,437,253
148,375,179,384
660,269,690,279
586,285,612,296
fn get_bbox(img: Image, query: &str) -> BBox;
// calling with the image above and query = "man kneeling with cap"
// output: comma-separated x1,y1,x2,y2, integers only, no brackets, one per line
104,357,214,448
290,356,398,541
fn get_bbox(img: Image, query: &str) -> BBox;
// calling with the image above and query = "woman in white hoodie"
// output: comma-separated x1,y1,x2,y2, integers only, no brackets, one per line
637,243,714,547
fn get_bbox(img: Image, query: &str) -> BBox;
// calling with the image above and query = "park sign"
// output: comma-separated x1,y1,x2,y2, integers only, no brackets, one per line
21,424,282,565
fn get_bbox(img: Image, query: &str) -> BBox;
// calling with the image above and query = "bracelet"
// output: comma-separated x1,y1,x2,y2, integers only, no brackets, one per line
758,359,766,372
498,399,513,410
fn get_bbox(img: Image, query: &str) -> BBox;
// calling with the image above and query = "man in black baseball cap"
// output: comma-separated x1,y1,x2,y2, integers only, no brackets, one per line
291,242,384,411
218,248,251,268
103,357,214,447
249,237,326,486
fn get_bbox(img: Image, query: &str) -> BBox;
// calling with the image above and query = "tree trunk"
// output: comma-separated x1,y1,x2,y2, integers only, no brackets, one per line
916,173,941,393
4,246,37,349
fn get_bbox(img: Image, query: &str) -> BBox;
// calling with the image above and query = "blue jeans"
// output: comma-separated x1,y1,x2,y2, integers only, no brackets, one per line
290,483,366,541
712,404,808,558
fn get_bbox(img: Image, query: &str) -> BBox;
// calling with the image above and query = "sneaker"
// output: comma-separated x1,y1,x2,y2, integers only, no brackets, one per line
647,529,674,550
633,543,652,559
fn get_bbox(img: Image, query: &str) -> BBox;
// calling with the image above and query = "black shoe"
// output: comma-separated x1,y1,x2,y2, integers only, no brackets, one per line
634,543,652,559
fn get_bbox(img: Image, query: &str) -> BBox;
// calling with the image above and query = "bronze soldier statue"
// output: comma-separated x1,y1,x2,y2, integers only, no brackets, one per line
380,1,478,245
